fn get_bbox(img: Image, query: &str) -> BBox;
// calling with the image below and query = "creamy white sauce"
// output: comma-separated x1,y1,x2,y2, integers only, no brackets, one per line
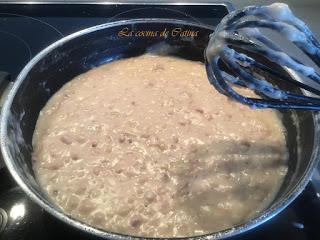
32,55,288,237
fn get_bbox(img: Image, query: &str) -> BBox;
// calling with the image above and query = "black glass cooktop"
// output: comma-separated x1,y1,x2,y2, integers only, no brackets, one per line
0,2,320,240
0,2,230,77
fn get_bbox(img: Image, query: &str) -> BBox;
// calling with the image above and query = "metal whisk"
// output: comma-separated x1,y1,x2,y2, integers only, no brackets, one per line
205,3,320,110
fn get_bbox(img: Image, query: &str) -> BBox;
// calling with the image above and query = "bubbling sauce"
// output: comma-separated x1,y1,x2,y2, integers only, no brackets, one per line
33,55,288,237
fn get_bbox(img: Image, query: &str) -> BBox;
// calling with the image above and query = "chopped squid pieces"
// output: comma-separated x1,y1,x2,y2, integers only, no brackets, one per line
32,54,288,238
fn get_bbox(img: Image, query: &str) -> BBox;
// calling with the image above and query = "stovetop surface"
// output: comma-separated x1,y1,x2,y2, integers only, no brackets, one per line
0,2,320,240
0,2,229,77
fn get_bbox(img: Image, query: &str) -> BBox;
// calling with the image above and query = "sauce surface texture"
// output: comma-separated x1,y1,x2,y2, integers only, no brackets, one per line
33,55,288,237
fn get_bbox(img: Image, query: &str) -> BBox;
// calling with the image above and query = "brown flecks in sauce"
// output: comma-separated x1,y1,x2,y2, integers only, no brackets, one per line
178,120,191,126
60,135,72,145
130,215,143,227
33,55,288,238
195,108,204,114
91,141,98,148
118,136,125,143
71,153,80,161
147,82,155,88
